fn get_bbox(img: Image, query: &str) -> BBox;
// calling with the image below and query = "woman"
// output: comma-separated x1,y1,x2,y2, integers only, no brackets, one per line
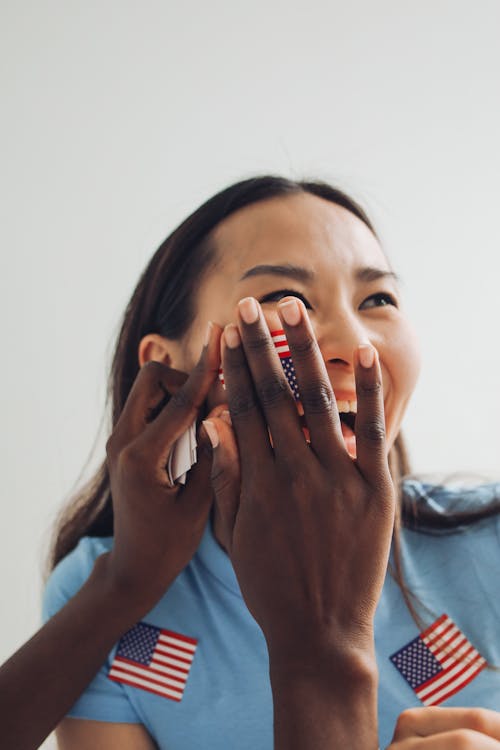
38,176,500,749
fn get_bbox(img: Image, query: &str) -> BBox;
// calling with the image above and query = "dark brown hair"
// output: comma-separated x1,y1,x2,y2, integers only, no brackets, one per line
48,175,500,641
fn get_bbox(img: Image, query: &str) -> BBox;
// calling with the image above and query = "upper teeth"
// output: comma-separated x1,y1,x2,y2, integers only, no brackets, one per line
337,400,357,414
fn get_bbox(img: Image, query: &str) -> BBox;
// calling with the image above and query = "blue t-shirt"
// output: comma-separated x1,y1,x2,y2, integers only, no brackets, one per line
43,480,500,749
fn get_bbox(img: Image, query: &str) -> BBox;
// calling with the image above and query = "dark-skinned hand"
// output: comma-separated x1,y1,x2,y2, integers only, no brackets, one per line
205,297,395,671
104,322,222,612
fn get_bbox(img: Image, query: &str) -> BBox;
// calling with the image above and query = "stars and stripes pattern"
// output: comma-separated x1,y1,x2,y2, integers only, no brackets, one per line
218,328,300,400
390,614,486,706
108,622,197,702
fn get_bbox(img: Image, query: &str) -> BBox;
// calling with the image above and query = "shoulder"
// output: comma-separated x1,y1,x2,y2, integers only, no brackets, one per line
397,478,500,652
402,477,500,509
398,479,500,606
42,536,114,622
398,478,500,590
401,477,500,528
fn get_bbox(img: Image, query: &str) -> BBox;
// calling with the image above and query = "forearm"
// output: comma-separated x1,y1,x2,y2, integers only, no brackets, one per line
270,647,380,750
0,552,148,750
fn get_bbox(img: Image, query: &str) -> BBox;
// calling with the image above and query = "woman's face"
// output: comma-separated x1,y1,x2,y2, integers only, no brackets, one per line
173,192,421,452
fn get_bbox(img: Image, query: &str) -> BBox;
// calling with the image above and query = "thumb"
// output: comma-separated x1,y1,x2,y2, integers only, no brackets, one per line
202,416,241,553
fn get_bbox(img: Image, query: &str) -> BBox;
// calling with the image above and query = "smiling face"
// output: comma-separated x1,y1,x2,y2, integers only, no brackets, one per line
161,191,421,452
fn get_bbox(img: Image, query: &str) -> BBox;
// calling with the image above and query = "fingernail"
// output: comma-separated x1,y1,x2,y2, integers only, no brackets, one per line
278,298,301,326
238,297,259,324
202,420,219,448
224,324,241,348
220,410,232,426
204,320,213,346
358,343,375,368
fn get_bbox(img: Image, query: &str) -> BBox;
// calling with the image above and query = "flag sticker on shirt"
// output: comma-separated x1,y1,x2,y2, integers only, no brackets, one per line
390,614,486,706
108,622,197,702
219,328,300,400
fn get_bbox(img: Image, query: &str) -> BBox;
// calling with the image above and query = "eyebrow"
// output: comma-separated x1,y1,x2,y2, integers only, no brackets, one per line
239,263,315,282
355,266,401,284
239,263,400,284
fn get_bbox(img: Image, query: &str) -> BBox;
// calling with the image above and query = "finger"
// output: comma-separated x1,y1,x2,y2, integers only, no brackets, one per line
235,297,306,461
391,730,500,748
276,296,347,466
140,322,222,463
109,361,188,452
392,707,500,742
353,342,389,484
202,416,241,554
221,320,274,477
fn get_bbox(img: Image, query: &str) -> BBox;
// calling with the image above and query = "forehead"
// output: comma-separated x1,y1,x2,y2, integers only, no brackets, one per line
210,192,388,275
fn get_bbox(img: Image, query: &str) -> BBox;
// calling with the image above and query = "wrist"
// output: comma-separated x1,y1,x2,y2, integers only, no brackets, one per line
269,641,378,696
87,552,160,625
266,624,377,678
269,646,379,750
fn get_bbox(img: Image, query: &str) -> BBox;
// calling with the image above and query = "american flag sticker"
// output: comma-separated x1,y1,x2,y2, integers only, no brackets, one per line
390,614,487,706
219,328,300,400
108,622,197,702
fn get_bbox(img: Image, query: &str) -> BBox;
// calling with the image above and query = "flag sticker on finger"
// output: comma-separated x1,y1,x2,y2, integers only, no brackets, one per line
108,622,198,702
390,614,487,706
219,329,300,400
272,329,301,400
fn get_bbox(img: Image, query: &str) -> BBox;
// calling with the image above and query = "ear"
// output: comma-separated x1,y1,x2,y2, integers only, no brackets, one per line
138,334,181,368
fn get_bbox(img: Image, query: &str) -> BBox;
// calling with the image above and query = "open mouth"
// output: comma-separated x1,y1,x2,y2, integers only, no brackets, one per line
339,411,357,459
297,401,358,458
339,411,356,432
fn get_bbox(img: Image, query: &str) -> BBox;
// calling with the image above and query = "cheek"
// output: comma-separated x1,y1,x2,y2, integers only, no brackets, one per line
386,321,422,401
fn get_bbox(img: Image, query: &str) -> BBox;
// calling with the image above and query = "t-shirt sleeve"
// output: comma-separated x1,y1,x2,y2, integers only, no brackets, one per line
42,537,141,724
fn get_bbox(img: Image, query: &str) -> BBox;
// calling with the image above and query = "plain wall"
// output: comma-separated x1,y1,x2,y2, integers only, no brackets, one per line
1,1,499,746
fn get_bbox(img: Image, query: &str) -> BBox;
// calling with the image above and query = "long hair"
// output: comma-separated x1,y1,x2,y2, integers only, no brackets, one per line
48,176,500,645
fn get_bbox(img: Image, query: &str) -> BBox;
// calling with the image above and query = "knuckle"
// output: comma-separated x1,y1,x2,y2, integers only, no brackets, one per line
117,444,147,478
223,354,250,386
393,708,420,736
358,378,383,399
462,707,491,734
289,336,316,361
169,388,196,412
244,332,273,354
255,374,289,408
227,391,260,419
448,729,481,749
300,381,335,414
358,417,386,443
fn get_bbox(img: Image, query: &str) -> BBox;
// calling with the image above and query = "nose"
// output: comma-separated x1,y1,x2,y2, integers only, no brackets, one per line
313,311,368,370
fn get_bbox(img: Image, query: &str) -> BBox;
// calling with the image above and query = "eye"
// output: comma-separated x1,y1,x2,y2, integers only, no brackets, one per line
360,292,397,310
258,289,313,309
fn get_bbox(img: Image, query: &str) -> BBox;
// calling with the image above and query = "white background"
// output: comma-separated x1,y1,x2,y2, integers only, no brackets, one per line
1,2,499,747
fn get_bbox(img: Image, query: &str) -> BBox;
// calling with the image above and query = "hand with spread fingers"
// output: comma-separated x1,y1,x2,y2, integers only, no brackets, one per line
387,707,500,748
205,295,395,750
104,321,223,612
